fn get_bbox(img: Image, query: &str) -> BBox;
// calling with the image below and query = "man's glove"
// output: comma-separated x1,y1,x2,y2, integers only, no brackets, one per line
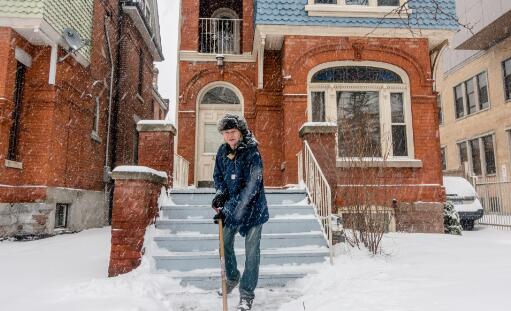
212,190,229,210
213,209,226,227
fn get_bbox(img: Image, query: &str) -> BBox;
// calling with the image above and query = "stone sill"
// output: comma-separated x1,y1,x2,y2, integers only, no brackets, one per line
111,165,168,185
336,158,422,168
179,51,255,63
4,159,23,170
299,122,337,137
305,4,411,18
137,120,176,134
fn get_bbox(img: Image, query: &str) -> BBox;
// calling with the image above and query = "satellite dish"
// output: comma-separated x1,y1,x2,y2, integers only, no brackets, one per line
62,28,83,51
59,27,89,62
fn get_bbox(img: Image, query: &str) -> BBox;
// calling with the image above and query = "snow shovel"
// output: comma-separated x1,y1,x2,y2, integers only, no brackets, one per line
218,217,228,311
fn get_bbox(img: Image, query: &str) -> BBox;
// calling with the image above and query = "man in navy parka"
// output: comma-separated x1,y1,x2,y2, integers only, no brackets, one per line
212,113,269,311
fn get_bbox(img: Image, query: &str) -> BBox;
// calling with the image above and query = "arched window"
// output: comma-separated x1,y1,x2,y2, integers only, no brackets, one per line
201,86,241,105
308,62,413,160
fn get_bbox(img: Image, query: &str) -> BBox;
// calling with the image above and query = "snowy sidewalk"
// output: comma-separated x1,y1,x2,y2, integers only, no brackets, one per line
1,226,510,311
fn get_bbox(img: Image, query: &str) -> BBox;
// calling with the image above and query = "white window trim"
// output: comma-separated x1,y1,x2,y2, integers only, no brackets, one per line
453,70,490,120
15,47,32,68
197,81,244,109
307,61,415,164
305,0,411,18
457,132,497,177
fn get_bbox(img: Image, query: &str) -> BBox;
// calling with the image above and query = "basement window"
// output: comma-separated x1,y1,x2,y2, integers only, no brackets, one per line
306,0,409,18
55,203,69,229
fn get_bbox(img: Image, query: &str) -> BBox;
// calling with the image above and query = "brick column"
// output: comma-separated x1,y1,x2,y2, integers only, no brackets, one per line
108,166,167,277
137,120,176,187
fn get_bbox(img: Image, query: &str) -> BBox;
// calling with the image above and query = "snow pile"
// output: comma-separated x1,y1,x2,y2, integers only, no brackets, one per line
1,227,511,310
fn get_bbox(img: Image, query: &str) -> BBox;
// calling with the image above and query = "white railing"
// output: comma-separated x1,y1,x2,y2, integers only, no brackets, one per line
199,18,242,55
173,155,190,189
474,176,511,230
302,141,334,264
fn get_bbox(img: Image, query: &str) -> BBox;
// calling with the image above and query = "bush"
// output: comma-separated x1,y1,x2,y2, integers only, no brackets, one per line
444,201,462,235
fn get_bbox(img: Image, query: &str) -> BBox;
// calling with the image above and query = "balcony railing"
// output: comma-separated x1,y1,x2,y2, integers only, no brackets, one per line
199,18,242,55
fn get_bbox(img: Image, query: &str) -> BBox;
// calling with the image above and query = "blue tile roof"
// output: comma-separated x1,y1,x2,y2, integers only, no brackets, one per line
255,0,458,30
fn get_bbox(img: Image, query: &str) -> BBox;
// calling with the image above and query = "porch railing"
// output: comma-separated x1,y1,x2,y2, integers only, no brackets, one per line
173,154,190,189
199,18,242,55
474,176,511,230
301,141,333,264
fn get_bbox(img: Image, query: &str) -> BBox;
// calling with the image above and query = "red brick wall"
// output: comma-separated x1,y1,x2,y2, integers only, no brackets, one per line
138,131,174,186
108,178,160,277
0,0,159,203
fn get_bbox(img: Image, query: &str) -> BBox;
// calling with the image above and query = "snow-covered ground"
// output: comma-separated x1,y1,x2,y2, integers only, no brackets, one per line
1,226,510,311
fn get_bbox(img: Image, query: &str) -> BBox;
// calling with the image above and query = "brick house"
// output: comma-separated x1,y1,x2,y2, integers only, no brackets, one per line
177,0,458,232
0,0,165,237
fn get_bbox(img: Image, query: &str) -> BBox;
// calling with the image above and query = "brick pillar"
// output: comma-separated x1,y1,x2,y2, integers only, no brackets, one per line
136,121,176,187
108,166,167,277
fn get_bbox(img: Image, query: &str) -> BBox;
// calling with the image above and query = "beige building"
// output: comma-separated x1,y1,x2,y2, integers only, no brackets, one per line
437,1,511,180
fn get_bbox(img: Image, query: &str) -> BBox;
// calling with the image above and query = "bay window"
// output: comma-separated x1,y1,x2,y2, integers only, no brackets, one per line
457,134,496,176
308,63,414,162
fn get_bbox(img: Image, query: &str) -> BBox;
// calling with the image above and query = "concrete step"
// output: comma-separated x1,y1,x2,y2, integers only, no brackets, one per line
155,218,323,234
159,204,316,220
153,248,329,272
153,232,327,252
168,188,307,206
175,272,308,289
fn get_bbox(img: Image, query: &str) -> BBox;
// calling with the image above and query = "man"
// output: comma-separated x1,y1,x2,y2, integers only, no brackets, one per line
212,113,269,311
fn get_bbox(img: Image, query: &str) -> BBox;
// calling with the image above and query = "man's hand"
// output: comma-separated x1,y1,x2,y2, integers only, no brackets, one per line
213,209,226,227
212,190,229,210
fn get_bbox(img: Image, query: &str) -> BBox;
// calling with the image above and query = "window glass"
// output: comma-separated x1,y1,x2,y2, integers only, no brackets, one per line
312,66,402,84
204,124,224,153
346,0,368,4
201,86,240,105
477,72,489,110
390,93,406,156
437,94,443,125
337,91,381,157
390,93,404,123
465,79,476,114
470,139,482,176
378,0,399,5
311,92,326,122
440,147,447,171
458,142,468,166
482,135,496,175
503,58,511,100
454,84,464,118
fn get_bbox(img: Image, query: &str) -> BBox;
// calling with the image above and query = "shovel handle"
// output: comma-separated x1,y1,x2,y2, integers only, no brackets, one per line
218,218,228,311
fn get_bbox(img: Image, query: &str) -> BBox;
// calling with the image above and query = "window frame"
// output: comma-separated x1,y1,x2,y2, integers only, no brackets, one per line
457,133,497,177
306,0,410,18
137,49,144,96
453,70,491,120
307,61,414,161
502,57,511,102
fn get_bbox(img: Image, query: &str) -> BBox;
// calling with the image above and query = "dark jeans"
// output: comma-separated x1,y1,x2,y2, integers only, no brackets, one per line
222,224,262,299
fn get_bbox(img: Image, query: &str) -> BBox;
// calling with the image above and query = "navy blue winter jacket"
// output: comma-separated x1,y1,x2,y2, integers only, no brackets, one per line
213,133,269,236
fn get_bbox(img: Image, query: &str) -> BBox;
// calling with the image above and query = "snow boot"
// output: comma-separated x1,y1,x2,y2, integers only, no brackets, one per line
237,298,253,311
217,278,239,296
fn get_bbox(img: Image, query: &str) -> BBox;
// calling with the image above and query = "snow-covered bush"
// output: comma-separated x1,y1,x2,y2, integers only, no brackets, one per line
444,201,462,235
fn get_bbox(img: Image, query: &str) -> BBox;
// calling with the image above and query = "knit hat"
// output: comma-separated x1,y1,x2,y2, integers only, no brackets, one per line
217,113,249,136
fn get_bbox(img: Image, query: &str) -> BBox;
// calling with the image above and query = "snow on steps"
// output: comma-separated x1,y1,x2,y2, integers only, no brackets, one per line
152,188,329,289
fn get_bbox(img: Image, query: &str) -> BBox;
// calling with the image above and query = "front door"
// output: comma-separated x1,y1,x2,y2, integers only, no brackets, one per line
196,85,242,187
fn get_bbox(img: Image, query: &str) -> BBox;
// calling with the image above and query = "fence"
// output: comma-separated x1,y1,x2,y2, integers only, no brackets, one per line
474,176,511,230
199,18,242,55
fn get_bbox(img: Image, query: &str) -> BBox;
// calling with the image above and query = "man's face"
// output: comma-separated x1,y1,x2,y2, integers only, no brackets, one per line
222,128,242,149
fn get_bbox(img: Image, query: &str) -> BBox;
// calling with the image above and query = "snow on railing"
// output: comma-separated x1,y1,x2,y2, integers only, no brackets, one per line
174,155,189,189
301,141,334,264
199,18,242,55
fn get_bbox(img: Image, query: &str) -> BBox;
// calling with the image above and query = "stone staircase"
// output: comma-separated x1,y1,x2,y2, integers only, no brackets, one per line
151,188,329,289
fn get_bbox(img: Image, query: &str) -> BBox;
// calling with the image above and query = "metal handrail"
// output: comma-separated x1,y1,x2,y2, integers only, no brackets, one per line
302,141,334,264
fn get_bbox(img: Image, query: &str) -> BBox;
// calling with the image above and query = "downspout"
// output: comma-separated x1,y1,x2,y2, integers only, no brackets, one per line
107,1,125,222
34,27,57,84
103,15,115,220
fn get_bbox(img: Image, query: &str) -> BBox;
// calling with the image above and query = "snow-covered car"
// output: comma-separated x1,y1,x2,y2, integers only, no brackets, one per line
443,176,484,230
